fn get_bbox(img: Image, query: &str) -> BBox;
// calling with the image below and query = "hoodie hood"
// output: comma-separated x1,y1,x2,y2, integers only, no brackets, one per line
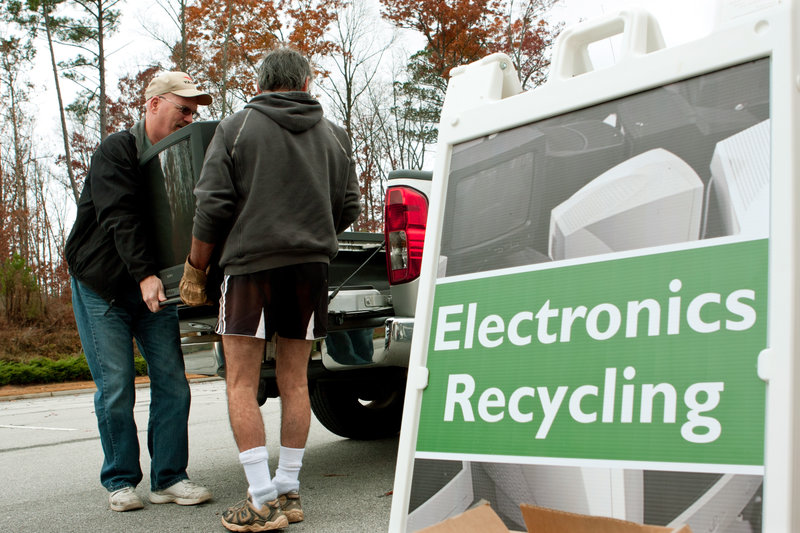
244,92,323,133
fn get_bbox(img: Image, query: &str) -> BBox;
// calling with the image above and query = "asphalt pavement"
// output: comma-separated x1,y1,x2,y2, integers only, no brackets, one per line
0,379,399,532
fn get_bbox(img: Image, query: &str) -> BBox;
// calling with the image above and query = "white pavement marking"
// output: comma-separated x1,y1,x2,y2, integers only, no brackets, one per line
0,424,77,431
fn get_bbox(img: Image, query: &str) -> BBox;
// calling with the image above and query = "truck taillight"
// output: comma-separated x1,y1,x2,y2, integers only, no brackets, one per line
384,186,428,285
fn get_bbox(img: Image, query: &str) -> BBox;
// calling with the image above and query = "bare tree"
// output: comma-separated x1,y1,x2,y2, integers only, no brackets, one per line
501,0,563,90
0,139,7,262
5,0,82,203
0,35,60,319
0,37,35,260
138,0,190,71
363,53,433,174
317,0,396,139
315,0,398,230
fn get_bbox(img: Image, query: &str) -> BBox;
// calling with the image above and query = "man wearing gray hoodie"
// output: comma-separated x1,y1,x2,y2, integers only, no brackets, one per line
180,47,361,532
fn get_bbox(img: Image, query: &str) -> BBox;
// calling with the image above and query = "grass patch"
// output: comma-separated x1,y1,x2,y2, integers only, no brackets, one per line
0,355,147,386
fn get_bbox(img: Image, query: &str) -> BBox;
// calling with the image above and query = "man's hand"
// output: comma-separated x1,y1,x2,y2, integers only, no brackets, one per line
140,275,167,313
180,255,212,307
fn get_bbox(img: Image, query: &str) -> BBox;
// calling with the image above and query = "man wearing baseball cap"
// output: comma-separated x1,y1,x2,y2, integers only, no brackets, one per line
65,71,213,512
143,71,213,145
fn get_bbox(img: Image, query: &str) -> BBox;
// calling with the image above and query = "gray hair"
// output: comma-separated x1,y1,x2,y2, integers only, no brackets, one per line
257,47,312,92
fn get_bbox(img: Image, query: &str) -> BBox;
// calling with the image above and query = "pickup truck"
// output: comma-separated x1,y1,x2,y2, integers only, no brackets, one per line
139,120,431,440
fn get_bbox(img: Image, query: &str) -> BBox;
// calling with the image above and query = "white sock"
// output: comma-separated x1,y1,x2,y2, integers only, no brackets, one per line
272,446,305,495
239,446,277,508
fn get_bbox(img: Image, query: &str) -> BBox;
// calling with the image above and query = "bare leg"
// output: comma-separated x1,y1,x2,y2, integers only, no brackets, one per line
223,335,266,452
275,336,312,448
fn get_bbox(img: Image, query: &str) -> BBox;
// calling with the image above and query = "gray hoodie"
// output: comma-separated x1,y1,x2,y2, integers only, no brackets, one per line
192,91,361,275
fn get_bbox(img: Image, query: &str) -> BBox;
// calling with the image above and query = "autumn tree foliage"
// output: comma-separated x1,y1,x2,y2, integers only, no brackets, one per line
181,0,341,118
106,65,161,132
382,0,506,81
380,0,562,151
498,0,563,89
382,0,560,89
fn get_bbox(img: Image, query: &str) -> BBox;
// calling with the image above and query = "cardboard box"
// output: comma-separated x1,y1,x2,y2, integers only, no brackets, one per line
416,503,511,533
417,502,693,533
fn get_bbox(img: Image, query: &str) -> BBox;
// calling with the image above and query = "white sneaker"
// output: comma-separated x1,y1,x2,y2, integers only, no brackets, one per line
150,479,212,505
109,486,144,512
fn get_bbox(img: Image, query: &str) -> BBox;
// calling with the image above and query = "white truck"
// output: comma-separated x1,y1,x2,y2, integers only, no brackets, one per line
300,168,434,440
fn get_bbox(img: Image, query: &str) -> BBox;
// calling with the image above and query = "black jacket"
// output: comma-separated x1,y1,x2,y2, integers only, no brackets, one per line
65,122,160,303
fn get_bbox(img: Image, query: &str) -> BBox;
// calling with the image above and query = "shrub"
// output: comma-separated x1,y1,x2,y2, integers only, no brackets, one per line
0,355,148,386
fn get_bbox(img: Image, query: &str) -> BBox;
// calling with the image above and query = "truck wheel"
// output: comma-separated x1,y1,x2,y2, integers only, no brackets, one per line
309,377,405,440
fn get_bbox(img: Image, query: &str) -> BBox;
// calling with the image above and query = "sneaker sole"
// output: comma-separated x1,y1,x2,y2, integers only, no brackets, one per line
284,509,303,523
149,493,212,506
221,514,289,532
278,493,303,523
110,500,144,512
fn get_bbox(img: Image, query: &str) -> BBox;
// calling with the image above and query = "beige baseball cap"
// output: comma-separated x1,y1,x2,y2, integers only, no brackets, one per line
145,71,212,105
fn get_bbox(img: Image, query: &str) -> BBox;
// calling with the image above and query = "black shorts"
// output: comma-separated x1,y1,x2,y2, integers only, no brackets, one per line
216,263,328,340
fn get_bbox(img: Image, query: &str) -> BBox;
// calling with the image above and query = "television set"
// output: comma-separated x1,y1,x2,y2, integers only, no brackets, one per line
440,118,628,277
548,148,704,261
703,119,770,240
616,88,709,178
615,58,769,185
683,59,770,137
138,120,220,302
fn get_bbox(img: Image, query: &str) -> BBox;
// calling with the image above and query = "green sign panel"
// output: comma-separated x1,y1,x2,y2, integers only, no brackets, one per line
418,240,767,468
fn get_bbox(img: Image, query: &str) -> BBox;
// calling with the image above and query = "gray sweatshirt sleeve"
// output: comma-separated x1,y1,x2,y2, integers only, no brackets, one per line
192,122,237,244
336,154,361,234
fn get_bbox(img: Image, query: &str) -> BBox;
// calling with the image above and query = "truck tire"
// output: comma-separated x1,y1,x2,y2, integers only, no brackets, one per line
309,375,405,440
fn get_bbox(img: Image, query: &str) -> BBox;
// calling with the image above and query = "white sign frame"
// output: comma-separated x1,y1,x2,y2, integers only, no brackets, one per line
389,2,800,532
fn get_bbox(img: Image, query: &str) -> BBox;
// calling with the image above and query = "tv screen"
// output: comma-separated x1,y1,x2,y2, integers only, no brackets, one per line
441,118,627,276
138,120,219,299
450,150,536,250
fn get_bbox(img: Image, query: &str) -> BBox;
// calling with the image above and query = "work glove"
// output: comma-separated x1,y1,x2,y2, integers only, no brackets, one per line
179,255,212,306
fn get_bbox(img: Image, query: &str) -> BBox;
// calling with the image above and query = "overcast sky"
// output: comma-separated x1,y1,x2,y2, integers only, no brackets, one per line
26,0,727,145
553,0,719,41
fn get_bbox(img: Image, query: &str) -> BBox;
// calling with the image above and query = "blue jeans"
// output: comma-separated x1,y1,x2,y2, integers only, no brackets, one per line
325,329,375,365
71,277,191,492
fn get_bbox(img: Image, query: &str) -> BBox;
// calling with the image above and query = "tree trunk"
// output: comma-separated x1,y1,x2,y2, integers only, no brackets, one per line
0,141,7,260
97,0,108,140
179,0,188,71
220,0,233,118
42,5,80,203
6,70,30,260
